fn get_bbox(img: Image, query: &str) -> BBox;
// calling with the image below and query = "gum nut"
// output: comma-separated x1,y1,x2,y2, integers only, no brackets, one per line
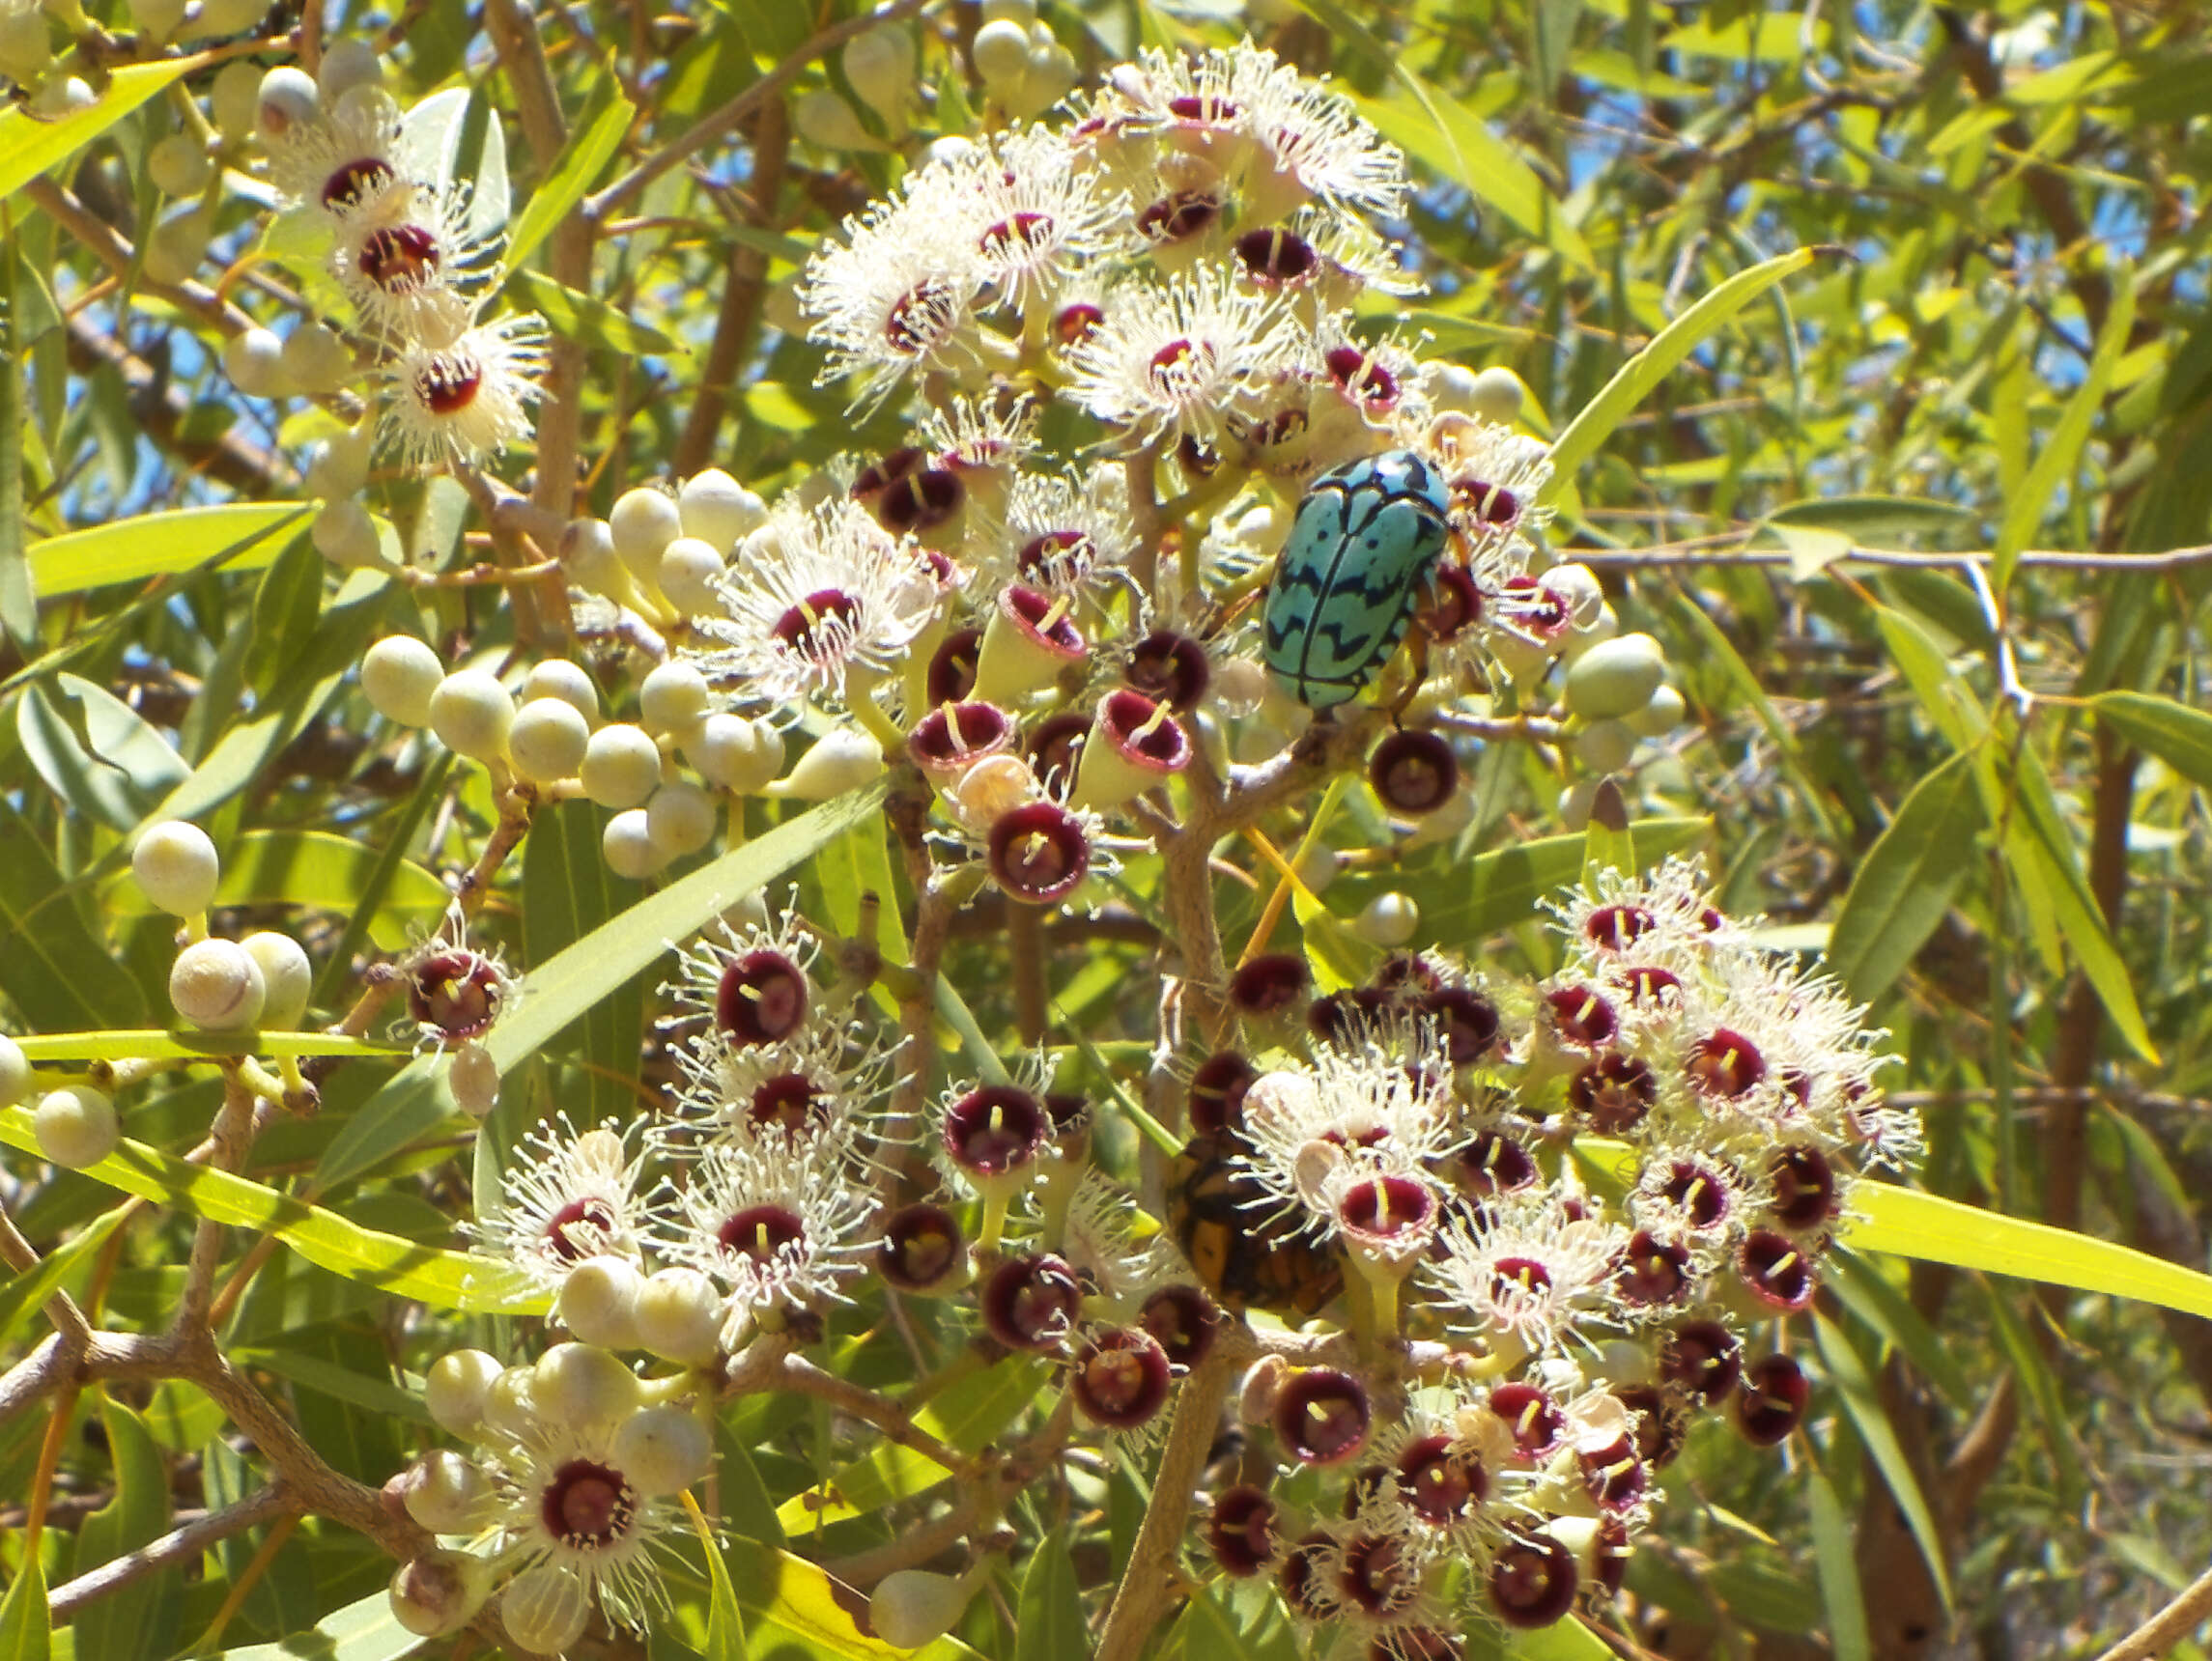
223,327,292,399
389,1548,490,1637
1563,633,1667,721
1560,602,1621,666
141,211,212,285
842,26,914,110
639,661,714,739
580,722,662,809
557,1256,645,1350
304,422,375,500
0,1035,29,1110
280,321,354,395
253,67,320,140
33,1085,118,1169
401,1449,484,1534
1294,842,1340,895
646,782,717,859
1628,683,1686,739
132,820,220,915
1559,776,1601,832
312,496,383,571
148,132,212,196
502,1562,591,1657
677,468,766,549
362,634,443,726
210,60,262,139
533,1341,643,1434
609,487,683,576
1353,892,1420,948
870,1570,975,1650
659,538,726,617
509,697,591,786
780,724,883,801
687,712,781,794
793,87,872,151
1466,366,1528,426
241,931,313,1028
635,1267,725,1364
1573,718,1637,776
428,668,516,763
316,37,383,104
424,1349,501,1434
171,938,267,1030
602,809,664,881
522,657,600,723
972,17,1033,85
447,1041,499,1117
1545,563,1605,626
612,1405,714,1495
127,0,188,42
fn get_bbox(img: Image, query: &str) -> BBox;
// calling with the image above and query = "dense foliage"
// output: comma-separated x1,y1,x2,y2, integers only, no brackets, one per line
2,3,2211,1660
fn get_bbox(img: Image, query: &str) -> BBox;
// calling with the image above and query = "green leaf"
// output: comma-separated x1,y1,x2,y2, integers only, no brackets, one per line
1813,1313,1952,1612
1420,817,1709,946
1999,782,2158,1062
510,267,684,357
1543,247,1825,496
11,1029,399,1061
311,1058,453,1196
106,828,451,948
0,58,200,201
523,798,645,1124
686,1494,750,1661
72,1398,178,1661
486,781,889,1074
1493,1618,1618,1659
202,1590,426,1661
231,1343,433,1422
0,1106,548,1314
1993,272,2136,595
0,800,149,1029
1824,1249,1972,1410
2095,690,2212,792
1803,1462,1871,1661
1014,1531,1086,1661
507,92,634,269
1849,1184,2212,1318
1166,1580,1300,1661
313,751,457,1007
1824,751,1983,1003
26,503,309,596
0,1554,47,1661
0,1204,126,1341
0,226,34,650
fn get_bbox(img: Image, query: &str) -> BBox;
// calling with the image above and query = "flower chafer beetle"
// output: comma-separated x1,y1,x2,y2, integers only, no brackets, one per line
1262,449,1454,710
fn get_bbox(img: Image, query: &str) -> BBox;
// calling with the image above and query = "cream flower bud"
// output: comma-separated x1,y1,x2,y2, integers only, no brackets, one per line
316,38,383,104
401,1449,488,1534
558,1253,645,1350
429,669,516,764
305,422,376,501
686,713,781,794
223,327,292,399
240,932,310,1028
171,939,267,1030
580,723,662,809
252,67,319,138
533,1342,643,1435
612,1404,714,1495
148,133,212,196
388,1549,491,1638
133,820,220,916
509,697,591,786
602,809,665,882
501,1562,591,1655
870,1569,978,1650
425,1350,502,1436
1572,719,1636,777
677,468,767,550
610,487,683,580
362,636,443,727
776,725,883,801
639,661,713,740
312,496,384,571
634,1267,726,1365
447,1041,500,1118
281,322,354,396
646,783,717,859
0,1036,30,1110
522,658,601,723
972,18,1032,85
34,1085,118,1169
659,538,727,616
210,61,262,140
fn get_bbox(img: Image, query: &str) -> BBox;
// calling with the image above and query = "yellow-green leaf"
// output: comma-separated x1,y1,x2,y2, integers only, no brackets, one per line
0,58,202,202
28,503,308,596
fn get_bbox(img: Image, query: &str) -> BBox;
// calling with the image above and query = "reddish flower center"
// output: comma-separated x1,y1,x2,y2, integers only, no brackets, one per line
415,355,483,417
1148,337,1215,397
884,280,960,354
1136,191,1220,242
719,1204,805,1264
1545,985,1617,1047
542,1459,634,1548
1324,345,1401,408
358,222,440,292
541,1196,619,1265
944,1085,1047,1175
322,156,395,211
1687,1028,1766,1097
1585,903,1656,950
1396,1434,1484,1524
748,1072,829,1138
715,949,809,1046
1236,227,1319,284
979,211,1056,260
772,588,863,662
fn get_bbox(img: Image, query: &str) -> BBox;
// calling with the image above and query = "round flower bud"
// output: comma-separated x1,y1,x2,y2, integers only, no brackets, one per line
210,61,263,140
1559,776,1601,831
428,669,515,764
29,79,95,123
677,469,767,550
0,1036,29,1110
501,1562,591,1656
253,67,320,140
558,1254,645,1350
171,939,266,1029
612,1404,714,1495
480,1365,537,1443
280,322,353,395
127,0,188,42
424,1349,502,1435
602,809,664,881
361,635,443,726
446,1041,499,1118
1563,633,1667,721
843,27,914,112
388,1549,491,1639
141,211,213,285
646,782,717,859
559,516,633,604
33,1085,118,1169
401,1448,487,1534
239,931,312,1028
533,1341,643,1436
304,422,375,500
223,327,292,399
635,1266,726,1365
639,661,713,739
1627,683,1686,738
793,87,874,151
686,713,781,794
778,724,883,801
1572,718,1636,776
312,496,384,571
870,1569,976,1650
609,487,683,579
658,537,726,616
522,658,600,723
148,132,213,196
316,37,383,104
580,722,662,809
1467,365,1528,426
509,696,591,787
1559,603,1621,668
132,820,220,916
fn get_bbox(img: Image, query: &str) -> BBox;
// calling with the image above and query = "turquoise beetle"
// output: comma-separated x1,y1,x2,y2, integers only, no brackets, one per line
1262,449,1454,710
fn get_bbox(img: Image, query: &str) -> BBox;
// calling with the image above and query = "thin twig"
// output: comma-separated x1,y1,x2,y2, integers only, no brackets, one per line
48,1484,296,1618
2093,1560,2212,1661
1094,1351,1234,1661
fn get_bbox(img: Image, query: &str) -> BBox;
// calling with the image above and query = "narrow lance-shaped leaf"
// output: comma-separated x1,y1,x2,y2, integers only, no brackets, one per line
1825,750,1983,1004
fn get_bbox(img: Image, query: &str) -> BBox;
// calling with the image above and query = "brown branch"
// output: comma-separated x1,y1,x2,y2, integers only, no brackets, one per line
20,177,252,335
0,1205,93,1349
48,1483,296,1619
674,93,789,477
1094,1352,1234,1661
2093,1560,2212,1661
62,315,293,496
